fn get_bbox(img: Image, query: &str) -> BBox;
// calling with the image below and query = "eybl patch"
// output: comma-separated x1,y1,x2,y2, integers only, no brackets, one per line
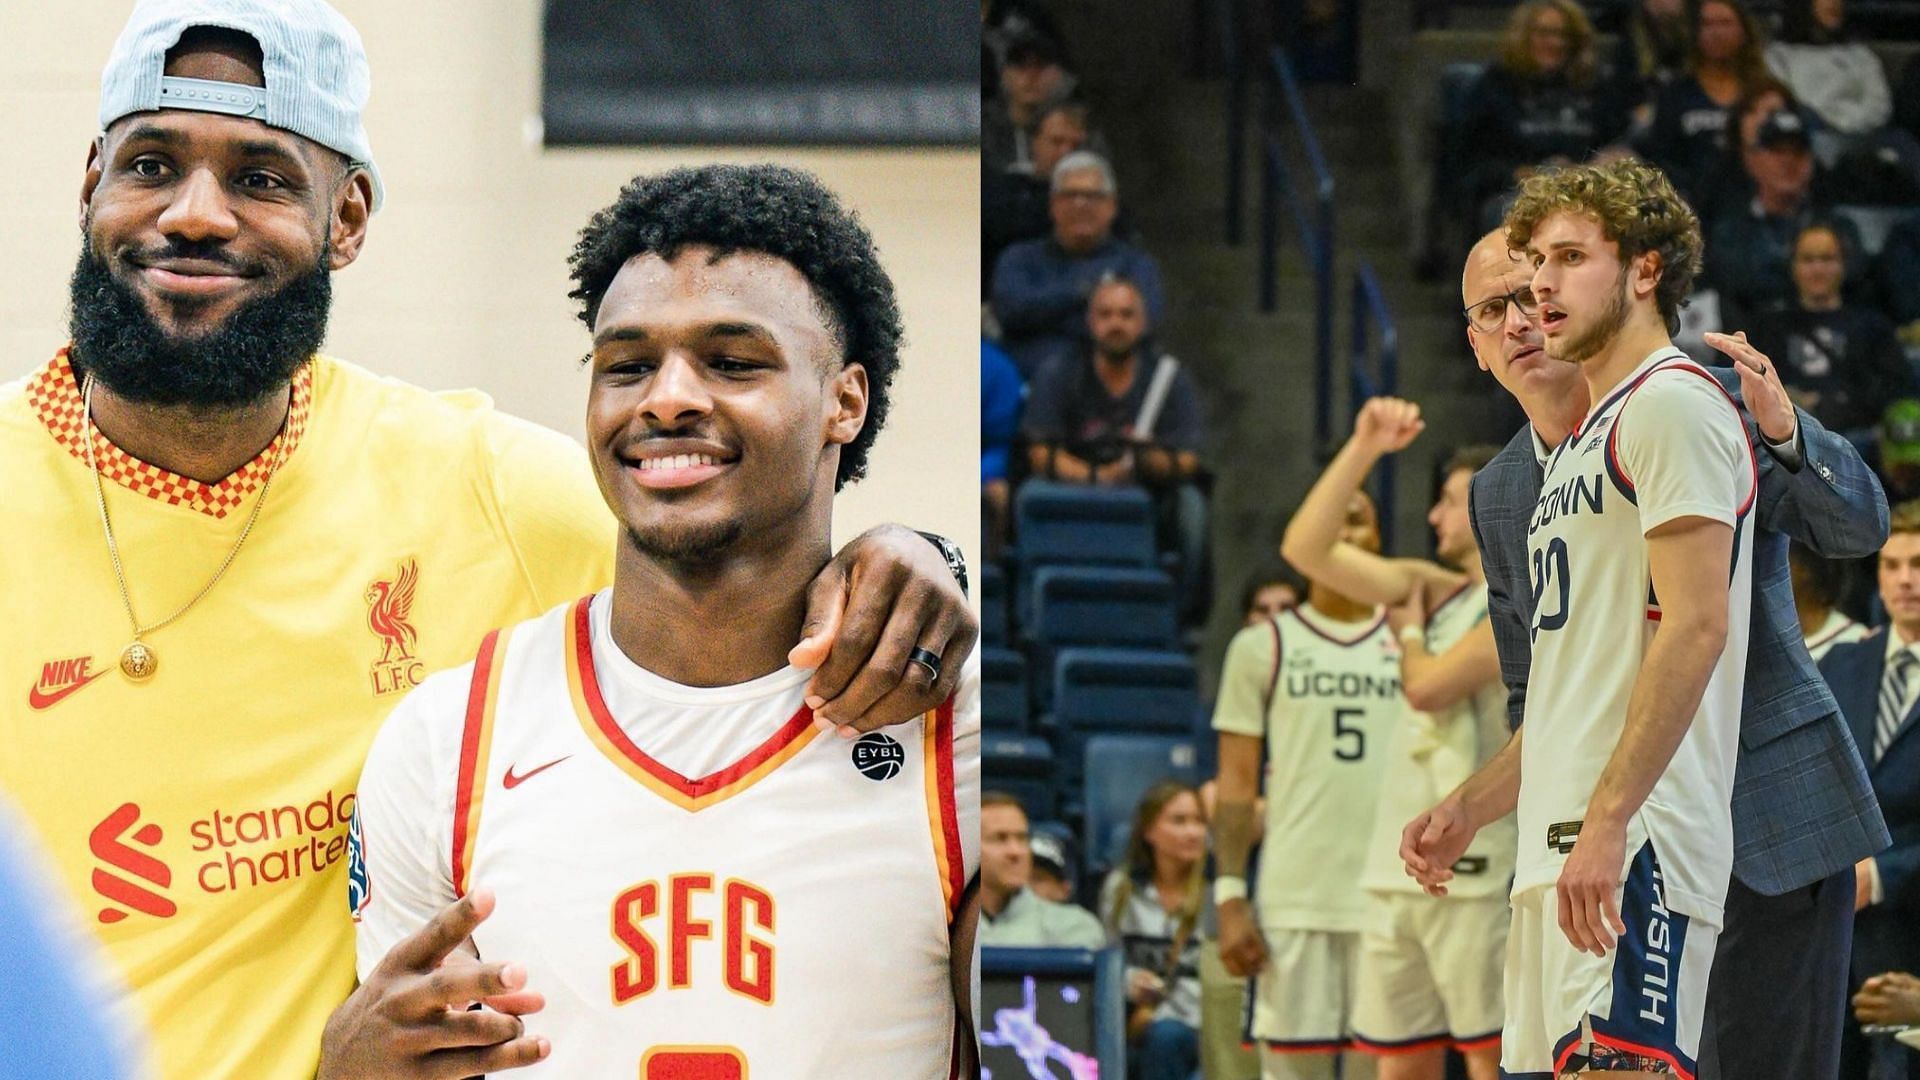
852,732,905,781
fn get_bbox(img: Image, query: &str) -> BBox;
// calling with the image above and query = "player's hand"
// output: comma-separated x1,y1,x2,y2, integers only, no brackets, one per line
1704,331,1797,446
1216,897,1268,978
790,524,978,738
1399,794,1476,896
1856,858,1876,912
1555,822,1627,958
1352,397,1425,457
1387,587,1427,638
318,890,548,1080
1853,971,1920,1026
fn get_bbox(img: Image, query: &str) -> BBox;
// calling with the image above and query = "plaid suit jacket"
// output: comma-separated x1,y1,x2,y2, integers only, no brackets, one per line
1469,370,1890,894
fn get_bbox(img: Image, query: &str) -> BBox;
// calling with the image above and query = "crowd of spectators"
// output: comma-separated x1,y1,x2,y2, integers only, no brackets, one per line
1436,0,1920,498
979,1,1212,614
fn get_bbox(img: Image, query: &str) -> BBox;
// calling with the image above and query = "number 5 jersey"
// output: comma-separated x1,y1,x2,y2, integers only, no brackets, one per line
351,591,981,1077
1520,348,1755,927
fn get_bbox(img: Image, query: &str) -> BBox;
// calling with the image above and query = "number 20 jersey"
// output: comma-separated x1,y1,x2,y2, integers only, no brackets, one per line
1213,605,1404,932
352,592,980,1078
1519,349,1755,926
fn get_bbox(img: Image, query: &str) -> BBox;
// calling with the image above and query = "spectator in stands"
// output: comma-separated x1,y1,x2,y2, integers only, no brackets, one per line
992,151,1167,378
1879,400,1920,505
982,0,1072,103
1609,0,1692,120
1029,830,1079,904
1455,0,1630,230
1241,561,1308,625
984,100,1091,287
983,336,1024,560
1021,275,1206,607
1748,221,1914,439
1767,0,1920,201
1639,0,1773,207
981,792,1109,948
984,30,1071,178
1795,541,1871,662
1100,781,1208,1080
1817,501,1920,1080
1708,106,1863,322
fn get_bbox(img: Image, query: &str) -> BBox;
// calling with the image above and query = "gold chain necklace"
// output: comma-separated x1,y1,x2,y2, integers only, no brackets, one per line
83,374,279,682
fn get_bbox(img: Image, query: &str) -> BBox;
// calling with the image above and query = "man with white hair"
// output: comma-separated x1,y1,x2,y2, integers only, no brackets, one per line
989,149,1166,377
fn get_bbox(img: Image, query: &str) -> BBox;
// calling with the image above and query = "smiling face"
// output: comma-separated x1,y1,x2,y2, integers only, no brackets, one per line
1792,226,1846,307
73,32,369,405
585,246,867,566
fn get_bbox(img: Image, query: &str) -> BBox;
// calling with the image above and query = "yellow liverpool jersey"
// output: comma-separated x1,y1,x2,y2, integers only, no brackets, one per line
0,351,615,1080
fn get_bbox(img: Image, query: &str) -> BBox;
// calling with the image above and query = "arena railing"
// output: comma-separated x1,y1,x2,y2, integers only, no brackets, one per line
1351,260,1400,550
1257,47,1337,452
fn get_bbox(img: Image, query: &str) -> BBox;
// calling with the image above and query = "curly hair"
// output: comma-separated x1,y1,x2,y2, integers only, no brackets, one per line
567,164,903,490
1503,159,1703,334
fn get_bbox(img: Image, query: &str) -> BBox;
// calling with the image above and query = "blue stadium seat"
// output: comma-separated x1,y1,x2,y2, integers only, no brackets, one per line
982,647,1030,733
1014,482,1157,570
982,561,1008,647
1054,648,1199,735
1050,648,1199,788
987,734,1057,822
1028,567,1180,651
1027,568,1181,711
1081,735,1205,876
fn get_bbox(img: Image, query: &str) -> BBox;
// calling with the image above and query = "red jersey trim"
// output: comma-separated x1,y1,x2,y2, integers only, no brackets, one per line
451,627,509,898
565,595,822,812
922,699,965,921
28,349,313,519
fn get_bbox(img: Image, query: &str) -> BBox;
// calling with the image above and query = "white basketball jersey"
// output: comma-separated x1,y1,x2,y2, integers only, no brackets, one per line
1518,349,1755,926
353,593,978,1078
1232,604,1404,932
1360,582,1515,899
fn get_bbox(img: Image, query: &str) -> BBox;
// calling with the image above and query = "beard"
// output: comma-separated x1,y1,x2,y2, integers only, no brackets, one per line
67,238,331,408
622,518,747,567
1548,268,1630,365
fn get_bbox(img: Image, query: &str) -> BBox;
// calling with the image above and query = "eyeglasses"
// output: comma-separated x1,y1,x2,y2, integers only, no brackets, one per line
1462,286,1540,332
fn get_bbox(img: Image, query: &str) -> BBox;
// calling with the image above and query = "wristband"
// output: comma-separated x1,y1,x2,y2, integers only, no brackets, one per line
1212,876,1248,904
915,531,969,598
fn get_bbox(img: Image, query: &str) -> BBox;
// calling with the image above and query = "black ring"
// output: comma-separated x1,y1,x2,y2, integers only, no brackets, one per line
907,646,942,681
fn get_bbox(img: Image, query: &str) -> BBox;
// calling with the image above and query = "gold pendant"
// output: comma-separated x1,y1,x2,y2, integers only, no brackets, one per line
120,641,157,681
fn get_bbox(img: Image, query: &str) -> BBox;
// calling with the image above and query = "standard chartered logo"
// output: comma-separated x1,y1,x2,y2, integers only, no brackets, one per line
89,791,359,920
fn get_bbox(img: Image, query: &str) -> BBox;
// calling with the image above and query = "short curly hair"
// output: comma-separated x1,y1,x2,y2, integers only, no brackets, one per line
568,164,903,490
1503,159,1703,335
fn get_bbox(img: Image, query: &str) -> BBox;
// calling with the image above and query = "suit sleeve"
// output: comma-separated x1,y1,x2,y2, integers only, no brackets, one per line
1746,395,1890,560
1877,837,1920,911
1469,470,1531,732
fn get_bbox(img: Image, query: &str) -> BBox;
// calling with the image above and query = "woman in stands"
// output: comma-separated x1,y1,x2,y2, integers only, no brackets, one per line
1101,780,1209,1080
1639,0,1773,208
1456,0,1630,230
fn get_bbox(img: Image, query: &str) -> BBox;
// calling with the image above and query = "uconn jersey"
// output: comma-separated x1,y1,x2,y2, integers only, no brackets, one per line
1214,604,1405,931
1360,583,1514,899
352,592,981,1078
1520,349,1755,925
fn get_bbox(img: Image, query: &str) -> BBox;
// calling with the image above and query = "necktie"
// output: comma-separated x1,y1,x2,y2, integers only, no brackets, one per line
1875,649,1914,762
